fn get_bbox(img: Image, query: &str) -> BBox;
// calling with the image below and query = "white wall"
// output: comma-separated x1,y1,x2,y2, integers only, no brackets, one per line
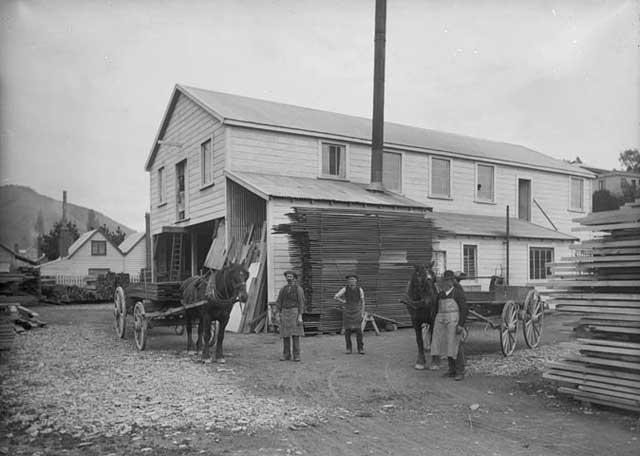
40,232,124,276
123,240,147,277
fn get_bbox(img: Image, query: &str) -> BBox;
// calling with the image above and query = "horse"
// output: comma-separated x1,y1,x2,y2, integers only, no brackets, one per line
180,263,249,363
401,263,439,370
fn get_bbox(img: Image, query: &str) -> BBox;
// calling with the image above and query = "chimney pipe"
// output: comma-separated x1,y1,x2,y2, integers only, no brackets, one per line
62,190,68,222
59,190,71,258
367,0,387,193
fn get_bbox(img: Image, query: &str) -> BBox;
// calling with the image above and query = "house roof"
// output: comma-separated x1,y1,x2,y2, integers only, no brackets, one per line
225,170,430,210
429,212,577,241
0,243,39,265
67,230,123,258
118,232,146,254
145,84,594,178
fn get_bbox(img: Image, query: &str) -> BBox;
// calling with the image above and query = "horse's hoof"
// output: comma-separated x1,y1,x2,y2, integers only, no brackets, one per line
414,364,425,370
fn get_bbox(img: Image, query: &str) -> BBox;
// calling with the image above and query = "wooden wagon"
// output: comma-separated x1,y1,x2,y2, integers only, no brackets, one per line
113,282,208,351
463,282,544,356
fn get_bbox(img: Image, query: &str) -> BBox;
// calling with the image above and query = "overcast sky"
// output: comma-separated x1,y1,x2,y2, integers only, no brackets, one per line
1,0,638,231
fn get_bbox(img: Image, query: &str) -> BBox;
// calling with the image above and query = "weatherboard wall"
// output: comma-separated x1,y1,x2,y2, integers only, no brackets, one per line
148,92,226,235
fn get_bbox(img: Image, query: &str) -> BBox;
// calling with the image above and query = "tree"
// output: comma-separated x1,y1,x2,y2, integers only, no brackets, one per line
100,224,126,246
621,179,640,204
592,189,621,212
40,221,80,260
34,209,45,235
619,149,640,172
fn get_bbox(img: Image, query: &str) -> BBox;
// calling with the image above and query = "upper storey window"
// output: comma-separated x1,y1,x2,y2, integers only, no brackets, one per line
321,143,346,179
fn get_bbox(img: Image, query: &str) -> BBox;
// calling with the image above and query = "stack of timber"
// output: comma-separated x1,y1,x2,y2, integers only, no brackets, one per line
125,282,183,305
273,207,445,333
543,199,640,412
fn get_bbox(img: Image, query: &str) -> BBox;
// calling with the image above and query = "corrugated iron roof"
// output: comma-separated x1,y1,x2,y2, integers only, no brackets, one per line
152,85,593,177
225,170,430,210
429,212,576,241
119,232,145,254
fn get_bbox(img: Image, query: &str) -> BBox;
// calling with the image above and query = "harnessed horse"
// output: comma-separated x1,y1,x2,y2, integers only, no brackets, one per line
181,263,249,362
402,263,438,370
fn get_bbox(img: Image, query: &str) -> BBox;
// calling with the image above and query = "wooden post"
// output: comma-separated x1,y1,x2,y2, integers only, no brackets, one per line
506,205,510,285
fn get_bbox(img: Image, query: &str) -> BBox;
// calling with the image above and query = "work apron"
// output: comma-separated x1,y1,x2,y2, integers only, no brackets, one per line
280,307,304,338
430,297,461,358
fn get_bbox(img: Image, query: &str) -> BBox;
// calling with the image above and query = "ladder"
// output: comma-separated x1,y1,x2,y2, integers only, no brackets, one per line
169,233,183,281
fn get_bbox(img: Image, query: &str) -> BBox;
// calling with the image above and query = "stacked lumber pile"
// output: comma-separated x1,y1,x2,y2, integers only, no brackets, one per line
0,303,47,350
544,199,640,412
273,207,444,333
202,222,268,333
126,282,183,304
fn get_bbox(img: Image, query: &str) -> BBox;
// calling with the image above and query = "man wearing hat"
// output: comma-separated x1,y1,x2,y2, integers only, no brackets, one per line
431,270,468,380
334,274,366,354
275,270,305,362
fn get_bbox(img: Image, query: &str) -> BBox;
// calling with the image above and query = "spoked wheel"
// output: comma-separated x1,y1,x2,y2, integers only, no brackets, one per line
500,300,518,356
113,286,126,338
133,301,148,351
523,290,543,348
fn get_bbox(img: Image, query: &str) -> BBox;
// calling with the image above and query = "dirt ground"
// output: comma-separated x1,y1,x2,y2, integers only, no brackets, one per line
1,303,639,456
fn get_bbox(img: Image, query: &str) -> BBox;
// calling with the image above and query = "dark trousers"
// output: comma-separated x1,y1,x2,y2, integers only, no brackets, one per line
446,343,465,375
282,336,301,360
344,328,364,351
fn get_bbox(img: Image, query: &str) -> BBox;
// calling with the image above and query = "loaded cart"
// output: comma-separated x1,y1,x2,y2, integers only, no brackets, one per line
463,280,544,356
113,281,207,351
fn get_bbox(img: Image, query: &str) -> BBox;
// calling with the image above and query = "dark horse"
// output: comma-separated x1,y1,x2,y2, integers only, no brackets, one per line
180,263,249,363
401,263,438,370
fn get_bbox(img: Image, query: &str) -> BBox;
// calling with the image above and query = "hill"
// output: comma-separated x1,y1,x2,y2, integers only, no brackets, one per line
0,185,134,255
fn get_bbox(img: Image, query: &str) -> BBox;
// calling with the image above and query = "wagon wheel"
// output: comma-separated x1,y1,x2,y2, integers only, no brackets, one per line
523,290,543,348
133,301,148,351
500,300,518,356
113,286,126,338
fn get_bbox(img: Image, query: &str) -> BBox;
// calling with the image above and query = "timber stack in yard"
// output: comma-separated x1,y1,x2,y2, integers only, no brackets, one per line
273,207,446,333
544,199,640,412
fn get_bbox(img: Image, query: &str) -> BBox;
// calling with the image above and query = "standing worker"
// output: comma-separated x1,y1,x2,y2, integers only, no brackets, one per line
431,270,468,380
334,274,366,354
276,270,305,362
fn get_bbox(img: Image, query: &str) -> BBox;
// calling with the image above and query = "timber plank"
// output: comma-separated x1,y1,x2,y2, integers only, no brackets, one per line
578,338,640,349
589,326,640,334
566,355,640,371
556,306,640,314
571,222,640,232
546,293,640,300
558,387,640,410
546,362,640,382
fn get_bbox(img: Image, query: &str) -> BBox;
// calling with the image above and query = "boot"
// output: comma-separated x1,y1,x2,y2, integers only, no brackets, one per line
443,357,456,377
292,336,301,362
429,355,441,370
454,347,465,381
280,337,291,361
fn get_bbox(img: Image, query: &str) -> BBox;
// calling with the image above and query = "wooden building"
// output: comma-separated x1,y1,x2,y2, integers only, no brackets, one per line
144,85,594,303
39,230,147,280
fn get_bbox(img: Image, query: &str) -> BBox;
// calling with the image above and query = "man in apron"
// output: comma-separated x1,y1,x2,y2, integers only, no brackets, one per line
431,270,468,380
276,270,305,362
334,274,366,354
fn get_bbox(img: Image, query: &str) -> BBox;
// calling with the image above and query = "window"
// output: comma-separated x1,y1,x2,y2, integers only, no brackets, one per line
529,247,554,280
88,268,110,277
463,244,477,279
321,143,346,178
158,166,166,204
570,177,584,211
430,157,451,198
176,160,187,220
476,164,495,202
383,152,402,192
432,250,446,276
91,240,107,256
598,180,605,191
201,139,213,186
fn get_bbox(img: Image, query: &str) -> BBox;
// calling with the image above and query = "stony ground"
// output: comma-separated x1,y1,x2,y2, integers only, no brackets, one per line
1,303,638,456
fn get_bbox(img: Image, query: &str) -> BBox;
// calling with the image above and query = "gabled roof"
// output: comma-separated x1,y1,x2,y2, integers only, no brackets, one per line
67,230,123,258
118,232,146,254
429,212,577,241
145,84,594,178
0,243,39,265
225,170,429,211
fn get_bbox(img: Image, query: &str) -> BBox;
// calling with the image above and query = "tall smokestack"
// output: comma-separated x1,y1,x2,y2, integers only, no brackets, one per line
59,190,72,257
367,0,387,192
62,190,67,222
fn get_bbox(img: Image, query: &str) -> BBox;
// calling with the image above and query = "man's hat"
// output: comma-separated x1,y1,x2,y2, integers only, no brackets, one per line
284,270,298,279
345,274,359,280
443,270,456,280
